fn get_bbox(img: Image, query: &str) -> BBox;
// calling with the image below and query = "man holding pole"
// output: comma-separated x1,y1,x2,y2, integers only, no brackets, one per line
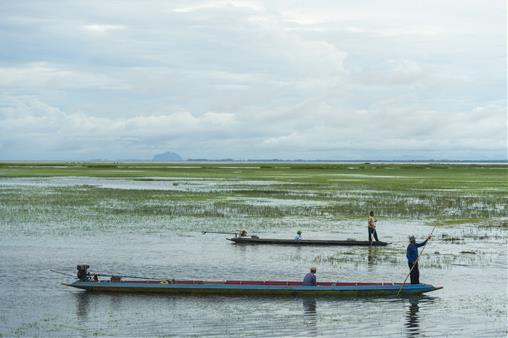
368,211,380,244
406,235,431,284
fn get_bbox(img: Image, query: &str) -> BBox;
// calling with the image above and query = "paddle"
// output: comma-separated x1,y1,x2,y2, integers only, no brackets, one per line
397,225,437,296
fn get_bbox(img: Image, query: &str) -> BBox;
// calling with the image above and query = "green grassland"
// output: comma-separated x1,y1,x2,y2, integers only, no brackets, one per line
0,162,506,236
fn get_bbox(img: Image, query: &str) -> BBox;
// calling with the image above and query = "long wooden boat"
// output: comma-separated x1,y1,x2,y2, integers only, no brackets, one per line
228,237,389,246
66,279,441,297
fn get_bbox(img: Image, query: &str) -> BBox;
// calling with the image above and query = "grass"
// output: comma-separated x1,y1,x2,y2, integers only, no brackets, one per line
0,162,506,236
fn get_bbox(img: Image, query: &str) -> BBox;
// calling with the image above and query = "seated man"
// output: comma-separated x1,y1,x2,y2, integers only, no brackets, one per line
303,267,317,286
294,230,303,240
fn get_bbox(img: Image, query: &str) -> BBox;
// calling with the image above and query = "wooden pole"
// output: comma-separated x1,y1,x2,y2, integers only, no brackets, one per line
49,269,75,277
202,230,239,237
51,268,166,281
96,273,162,280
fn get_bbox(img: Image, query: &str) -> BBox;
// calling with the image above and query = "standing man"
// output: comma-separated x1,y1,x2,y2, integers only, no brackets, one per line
294,230,303,240
406,235,431,284
303,267,317,286
368,211,380,244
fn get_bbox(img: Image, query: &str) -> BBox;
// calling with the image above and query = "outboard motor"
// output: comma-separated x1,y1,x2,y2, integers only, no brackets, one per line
77,264,90,281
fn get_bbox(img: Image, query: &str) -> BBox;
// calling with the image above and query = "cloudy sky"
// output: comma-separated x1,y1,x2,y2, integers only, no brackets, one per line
0,0,506,160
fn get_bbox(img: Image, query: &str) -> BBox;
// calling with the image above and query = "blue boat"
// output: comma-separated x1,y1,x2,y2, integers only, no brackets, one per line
228,237,389,246
66,278,441,297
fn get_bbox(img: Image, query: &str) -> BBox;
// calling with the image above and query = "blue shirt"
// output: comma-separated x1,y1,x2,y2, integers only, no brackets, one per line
303,272,317,286
294,235,302,240
406,239,428,262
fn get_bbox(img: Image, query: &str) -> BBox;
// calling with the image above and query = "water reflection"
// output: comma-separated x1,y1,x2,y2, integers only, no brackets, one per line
405,297,420,337
75,292,90,320
405,296,436,337
302,298,317,336
367,246,378,271
234,242,248,258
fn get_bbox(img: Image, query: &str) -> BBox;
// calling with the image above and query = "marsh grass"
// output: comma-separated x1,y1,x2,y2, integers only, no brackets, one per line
309,245,494,269
0,163,506,236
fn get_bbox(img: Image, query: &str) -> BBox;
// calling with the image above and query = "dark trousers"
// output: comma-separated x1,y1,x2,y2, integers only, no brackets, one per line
408,262,420,284
368,227,379,243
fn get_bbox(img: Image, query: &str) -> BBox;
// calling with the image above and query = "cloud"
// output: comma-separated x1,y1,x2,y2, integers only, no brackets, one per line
348,59,428,86
82,24,126,33
0,62,128,90
0,0,505,160
173,0,263,13
0,95,505,160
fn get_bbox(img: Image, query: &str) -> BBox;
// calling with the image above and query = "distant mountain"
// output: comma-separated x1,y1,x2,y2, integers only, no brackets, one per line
152,151,183,162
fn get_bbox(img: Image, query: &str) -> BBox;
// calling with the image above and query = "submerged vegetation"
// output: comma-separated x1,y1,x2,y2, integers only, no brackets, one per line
0,162,506,236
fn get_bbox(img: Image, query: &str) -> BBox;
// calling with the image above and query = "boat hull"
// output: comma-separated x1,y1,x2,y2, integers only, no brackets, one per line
66,280,441,297
228,238,389,246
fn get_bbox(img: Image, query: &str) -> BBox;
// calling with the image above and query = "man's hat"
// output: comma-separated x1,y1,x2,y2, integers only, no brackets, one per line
409,235,416,241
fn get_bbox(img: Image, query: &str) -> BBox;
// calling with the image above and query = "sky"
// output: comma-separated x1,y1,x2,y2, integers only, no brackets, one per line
0,0,506,161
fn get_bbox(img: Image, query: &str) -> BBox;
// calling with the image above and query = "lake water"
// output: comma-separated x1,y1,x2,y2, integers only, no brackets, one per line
0,177,507,337
1,227,506,337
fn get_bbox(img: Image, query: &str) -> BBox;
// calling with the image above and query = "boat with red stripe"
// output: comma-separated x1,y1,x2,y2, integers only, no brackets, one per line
64,266,441,297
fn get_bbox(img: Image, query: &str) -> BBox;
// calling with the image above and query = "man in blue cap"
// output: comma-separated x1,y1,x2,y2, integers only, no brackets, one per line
406,235,431,284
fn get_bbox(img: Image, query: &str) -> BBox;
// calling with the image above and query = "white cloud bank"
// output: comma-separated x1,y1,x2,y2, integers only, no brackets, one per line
0,0,505,160
1,95,504,160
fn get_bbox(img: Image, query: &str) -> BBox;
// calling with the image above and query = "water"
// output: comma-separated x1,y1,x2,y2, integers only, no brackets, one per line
1,228,506,337
0,178,507,337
